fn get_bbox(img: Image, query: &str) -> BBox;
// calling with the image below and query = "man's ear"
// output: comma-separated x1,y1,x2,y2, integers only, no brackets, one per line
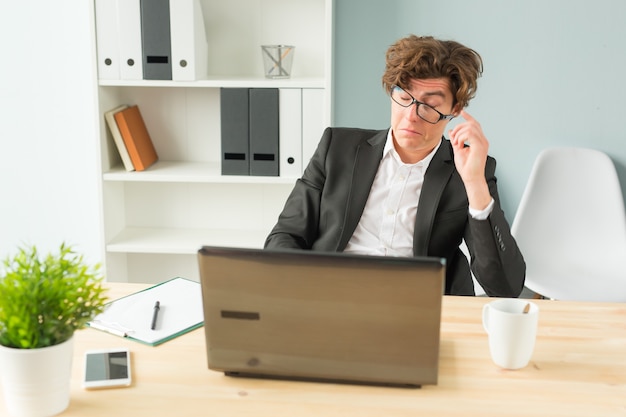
452,104,463,117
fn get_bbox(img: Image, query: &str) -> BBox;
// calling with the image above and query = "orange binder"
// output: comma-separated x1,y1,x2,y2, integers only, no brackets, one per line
114,105,158,171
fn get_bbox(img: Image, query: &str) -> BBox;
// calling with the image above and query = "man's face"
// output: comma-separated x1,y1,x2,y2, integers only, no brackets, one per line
390,78,456,163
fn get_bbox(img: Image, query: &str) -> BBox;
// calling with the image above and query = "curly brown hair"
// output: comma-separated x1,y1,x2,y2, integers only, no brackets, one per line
382,35,483,110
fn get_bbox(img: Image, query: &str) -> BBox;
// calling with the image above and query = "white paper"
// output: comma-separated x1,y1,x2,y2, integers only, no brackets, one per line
89,277,203,345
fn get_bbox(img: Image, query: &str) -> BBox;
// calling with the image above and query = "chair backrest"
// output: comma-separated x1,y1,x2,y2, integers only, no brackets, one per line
511,147,626,302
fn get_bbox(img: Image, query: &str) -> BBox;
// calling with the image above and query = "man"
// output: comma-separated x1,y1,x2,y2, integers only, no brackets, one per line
265,35,525,297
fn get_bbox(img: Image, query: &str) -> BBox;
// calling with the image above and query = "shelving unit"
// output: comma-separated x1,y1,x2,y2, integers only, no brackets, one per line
91,0,333,283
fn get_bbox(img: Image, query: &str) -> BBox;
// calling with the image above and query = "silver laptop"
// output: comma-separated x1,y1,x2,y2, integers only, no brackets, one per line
197,246,445,387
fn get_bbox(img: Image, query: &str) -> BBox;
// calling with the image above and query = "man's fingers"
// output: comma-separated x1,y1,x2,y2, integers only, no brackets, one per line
459,109,475,122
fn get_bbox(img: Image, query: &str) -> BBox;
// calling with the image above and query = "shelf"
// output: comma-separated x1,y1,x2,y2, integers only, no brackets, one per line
92,0,332,282
106,227,267,254
99,76,326,89
103,161,300,184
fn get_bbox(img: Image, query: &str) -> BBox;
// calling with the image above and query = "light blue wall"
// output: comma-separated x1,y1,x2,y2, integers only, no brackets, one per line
334,0,626,220
333,0,399,130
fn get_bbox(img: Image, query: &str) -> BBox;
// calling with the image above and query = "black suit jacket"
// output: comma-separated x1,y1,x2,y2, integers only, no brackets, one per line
265,127,526,296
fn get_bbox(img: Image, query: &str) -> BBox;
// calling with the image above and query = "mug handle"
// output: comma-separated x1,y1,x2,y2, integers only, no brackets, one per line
482,304,491,333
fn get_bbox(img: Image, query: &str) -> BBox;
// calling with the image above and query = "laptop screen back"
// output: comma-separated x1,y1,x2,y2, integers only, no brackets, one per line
198,246,445,387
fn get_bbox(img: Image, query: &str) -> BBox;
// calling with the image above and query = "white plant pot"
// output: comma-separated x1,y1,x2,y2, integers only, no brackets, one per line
0,336,74,417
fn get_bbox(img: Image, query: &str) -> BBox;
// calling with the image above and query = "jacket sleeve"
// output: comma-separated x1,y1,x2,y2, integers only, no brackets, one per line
465,157,526,297
264,128,332,250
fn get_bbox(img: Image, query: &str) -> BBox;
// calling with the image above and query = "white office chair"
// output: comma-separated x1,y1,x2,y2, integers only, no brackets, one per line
511,147,626,302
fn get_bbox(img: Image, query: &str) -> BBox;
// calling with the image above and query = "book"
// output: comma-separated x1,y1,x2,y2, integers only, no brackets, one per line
104,105,135,171
88,277,203,346
113,105,158,171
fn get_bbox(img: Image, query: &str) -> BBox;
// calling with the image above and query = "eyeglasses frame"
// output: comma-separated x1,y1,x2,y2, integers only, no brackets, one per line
390,85,455,124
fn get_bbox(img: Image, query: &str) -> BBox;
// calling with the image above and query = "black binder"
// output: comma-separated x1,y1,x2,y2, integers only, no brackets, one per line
140,0,172,80
220,88,250,175
249,88,279,176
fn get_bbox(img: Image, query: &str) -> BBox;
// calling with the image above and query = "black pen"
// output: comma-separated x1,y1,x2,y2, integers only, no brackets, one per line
151,301,160,330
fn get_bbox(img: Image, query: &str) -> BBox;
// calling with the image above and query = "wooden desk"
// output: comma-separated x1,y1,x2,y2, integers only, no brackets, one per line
2,284,625,417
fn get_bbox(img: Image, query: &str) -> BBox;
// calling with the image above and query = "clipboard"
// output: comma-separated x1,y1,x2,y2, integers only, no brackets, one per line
88,277,204,346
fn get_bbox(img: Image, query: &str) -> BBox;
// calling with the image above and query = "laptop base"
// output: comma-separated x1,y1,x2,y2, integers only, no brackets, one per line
224,371,422,389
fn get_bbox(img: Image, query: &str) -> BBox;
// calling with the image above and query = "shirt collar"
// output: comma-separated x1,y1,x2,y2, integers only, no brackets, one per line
384,128,442,167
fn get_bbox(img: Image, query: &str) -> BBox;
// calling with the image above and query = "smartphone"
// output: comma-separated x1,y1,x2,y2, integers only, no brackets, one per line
83,348,132,389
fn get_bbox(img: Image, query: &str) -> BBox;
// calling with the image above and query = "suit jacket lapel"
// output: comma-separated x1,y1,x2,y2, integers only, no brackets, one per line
413,139,455,255
336,130,387,250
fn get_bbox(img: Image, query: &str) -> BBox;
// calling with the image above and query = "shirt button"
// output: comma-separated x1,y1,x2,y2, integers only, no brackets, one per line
386,208,394,215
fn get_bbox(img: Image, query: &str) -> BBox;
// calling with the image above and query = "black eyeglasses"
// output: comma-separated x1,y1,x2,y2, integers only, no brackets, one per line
390,85,455,124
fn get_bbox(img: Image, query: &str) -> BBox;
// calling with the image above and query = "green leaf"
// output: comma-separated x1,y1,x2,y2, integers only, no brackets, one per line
0,243,109,349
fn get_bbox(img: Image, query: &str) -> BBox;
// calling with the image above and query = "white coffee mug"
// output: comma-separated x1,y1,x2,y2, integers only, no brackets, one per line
482,298,539,370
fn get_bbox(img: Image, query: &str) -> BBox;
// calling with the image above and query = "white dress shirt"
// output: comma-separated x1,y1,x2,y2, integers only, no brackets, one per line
344,130,493,257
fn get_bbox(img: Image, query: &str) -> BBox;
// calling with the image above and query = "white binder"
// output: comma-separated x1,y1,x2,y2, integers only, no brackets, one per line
169,0,208,81
302,88,325,169
117,0,143,80
279,88,303,178
94,0,120,80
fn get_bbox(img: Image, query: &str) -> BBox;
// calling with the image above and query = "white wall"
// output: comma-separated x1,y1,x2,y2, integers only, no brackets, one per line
0,1,102,264
334,0,626,220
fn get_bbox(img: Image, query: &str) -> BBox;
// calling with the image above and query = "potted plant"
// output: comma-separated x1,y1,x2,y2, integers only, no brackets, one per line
0,243,108,417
